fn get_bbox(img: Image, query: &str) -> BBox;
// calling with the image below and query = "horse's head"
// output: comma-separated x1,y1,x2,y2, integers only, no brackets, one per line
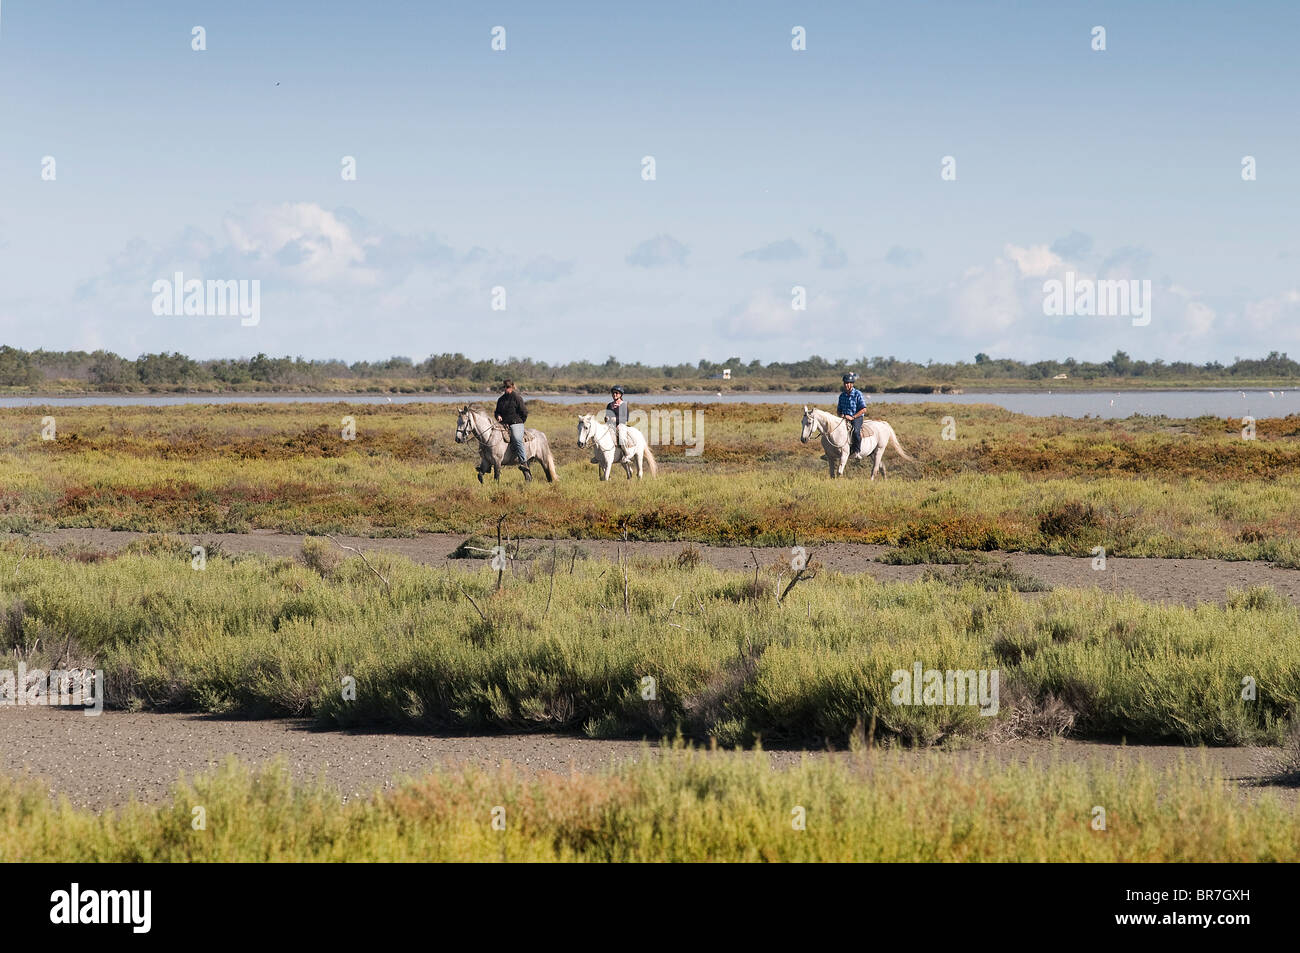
455,405,473,443
800,405,820,443
577,414,594,448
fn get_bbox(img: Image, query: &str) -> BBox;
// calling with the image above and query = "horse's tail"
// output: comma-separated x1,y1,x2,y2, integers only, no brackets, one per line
540,436,559,482
889,427,914,461
643,445,658,477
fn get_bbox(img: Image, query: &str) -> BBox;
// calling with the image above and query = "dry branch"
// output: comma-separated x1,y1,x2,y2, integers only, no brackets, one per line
321,534,392,596
457,585,488,622
544,542,558,617
777,550,817,605
495,515,507,591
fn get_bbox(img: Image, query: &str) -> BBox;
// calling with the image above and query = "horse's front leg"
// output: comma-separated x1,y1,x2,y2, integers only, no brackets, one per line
838,446,850,477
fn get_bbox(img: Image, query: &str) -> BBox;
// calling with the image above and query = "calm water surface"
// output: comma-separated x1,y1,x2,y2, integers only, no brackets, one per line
0,390,1292,419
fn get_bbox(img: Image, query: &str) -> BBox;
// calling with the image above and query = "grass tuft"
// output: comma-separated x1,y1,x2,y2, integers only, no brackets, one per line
1,749,1297,862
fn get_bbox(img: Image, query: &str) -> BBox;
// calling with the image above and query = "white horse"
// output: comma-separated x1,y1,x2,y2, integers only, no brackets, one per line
577,414,658,480
800,406,913,479
455,404,559,482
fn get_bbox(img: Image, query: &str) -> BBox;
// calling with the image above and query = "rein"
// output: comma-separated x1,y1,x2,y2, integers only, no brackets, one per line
808,410,850,439
582,418,616,452
461,409,492,443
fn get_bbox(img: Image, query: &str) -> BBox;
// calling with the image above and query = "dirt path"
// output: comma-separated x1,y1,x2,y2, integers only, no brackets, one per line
1,709,1292,811
22,528,1300,607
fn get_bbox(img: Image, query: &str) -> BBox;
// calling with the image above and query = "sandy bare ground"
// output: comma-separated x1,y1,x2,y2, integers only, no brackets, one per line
22,528,1300,608
0,709,1293,811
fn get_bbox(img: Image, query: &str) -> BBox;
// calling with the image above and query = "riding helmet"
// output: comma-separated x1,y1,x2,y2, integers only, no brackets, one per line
611,385,625,395
842,372,858,383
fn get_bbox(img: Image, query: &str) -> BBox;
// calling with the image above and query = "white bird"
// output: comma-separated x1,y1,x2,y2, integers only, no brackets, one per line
716,392,722,397
385,396,392,403
1109,399,1114,406
1241,392,1246,398
1269,391,1276,398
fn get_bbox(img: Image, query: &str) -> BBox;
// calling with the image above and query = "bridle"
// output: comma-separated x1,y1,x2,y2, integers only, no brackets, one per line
804,409,849,441
579,416,615,452
457,408,490,443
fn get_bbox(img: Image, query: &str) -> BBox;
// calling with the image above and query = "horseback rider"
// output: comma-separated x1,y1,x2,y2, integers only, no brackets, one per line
605,385,630,452
838,372,867,456
494,378,532,481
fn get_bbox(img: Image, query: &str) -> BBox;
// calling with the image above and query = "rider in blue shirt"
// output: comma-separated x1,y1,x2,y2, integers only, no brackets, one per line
837,372,867,455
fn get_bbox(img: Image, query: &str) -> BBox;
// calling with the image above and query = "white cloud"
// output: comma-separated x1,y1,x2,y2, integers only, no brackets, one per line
1004,243,1062,278
51,204,583,359
223,203,377,286
712,286,843,344
1239,289,1300,339
948,258,1023,339
30,208,1294,364
717,288,799,338
1160,282,1217,340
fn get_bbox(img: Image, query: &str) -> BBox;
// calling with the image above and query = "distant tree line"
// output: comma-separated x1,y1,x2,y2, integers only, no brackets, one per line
1,345,1298,389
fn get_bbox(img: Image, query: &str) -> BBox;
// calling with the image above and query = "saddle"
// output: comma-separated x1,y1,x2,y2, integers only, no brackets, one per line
491,422,541,442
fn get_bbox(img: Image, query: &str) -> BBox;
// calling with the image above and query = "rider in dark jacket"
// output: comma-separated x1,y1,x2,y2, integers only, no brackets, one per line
494,379,532,480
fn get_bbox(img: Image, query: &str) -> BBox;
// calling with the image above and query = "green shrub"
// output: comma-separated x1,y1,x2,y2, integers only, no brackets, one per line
0,548,1295,746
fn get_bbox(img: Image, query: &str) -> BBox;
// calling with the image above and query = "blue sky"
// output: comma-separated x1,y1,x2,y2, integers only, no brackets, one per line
1,0,1297,365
